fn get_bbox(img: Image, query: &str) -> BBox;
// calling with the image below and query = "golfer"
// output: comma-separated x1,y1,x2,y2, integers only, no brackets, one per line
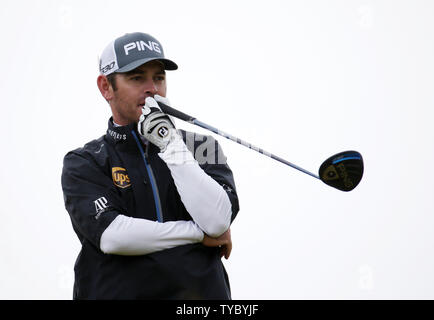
61,32,240,299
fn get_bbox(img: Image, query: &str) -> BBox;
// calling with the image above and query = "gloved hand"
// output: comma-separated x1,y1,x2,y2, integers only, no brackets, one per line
137,95,176,152
139,95,196,164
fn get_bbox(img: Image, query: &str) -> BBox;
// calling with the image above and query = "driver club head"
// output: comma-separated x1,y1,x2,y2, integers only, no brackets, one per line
319,151,364,192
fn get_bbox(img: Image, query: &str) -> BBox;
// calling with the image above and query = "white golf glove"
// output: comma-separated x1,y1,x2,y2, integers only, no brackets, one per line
138,95,195,165
137,95,177,152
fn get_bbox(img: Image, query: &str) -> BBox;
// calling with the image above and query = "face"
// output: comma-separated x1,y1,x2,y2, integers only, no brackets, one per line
98,60,167,125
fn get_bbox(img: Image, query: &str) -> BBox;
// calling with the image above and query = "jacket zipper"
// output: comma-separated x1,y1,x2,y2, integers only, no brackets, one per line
131,130,164,222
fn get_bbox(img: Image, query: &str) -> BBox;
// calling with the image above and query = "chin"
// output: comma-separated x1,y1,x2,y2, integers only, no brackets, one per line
135,111,143,123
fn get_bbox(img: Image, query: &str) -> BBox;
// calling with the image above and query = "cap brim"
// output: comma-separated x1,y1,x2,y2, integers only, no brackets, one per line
116,58,178,73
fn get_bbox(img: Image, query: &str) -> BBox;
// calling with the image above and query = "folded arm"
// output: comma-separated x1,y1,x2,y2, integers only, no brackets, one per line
100,215,204,255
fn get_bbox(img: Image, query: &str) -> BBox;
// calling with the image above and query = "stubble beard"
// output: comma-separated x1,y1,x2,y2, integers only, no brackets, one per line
111,95,141,125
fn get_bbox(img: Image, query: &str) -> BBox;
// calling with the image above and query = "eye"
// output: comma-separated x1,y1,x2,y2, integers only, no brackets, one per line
154,76,165,82
131,76,142,81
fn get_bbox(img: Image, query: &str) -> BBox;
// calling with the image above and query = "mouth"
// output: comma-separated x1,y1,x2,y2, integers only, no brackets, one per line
138,95,154,108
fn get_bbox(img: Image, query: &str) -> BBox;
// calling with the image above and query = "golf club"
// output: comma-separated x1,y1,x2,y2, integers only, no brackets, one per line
157,101,364,192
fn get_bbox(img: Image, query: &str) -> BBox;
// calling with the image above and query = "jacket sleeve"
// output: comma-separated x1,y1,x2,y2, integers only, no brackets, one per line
61,150,123,249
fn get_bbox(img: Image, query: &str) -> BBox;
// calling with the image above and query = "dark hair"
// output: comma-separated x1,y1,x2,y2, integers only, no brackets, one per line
106,73,118,91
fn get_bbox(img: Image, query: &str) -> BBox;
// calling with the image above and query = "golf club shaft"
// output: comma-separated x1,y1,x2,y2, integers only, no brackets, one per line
193,119,320,179
159,102,320,179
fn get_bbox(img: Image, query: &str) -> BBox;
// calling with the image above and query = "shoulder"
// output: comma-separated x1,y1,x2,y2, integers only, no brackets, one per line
178,128,207,141
177,129,227,165
63,135,108,171
177,129,216,151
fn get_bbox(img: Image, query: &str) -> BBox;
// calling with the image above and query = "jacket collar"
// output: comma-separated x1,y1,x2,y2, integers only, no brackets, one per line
106,117,138,145
105,117,155,153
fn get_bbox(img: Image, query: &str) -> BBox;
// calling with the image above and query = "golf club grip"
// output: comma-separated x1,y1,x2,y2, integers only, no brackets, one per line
157,101,196,123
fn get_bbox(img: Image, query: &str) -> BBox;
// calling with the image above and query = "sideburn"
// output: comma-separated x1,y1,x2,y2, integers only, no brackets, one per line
107,73,118,91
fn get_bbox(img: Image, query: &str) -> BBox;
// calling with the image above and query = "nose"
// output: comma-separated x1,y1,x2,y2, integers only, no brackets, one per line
143,79,158,96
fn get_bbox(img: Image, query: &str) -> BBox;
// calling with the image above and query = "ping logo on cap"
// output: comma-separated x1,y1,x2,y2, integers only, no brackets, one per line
124,41,161,55
112,167,131,188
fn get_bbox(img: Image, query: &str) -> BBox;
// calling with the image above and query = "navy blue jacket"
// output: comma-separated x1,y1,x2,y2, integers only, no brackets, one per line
61,118,239,299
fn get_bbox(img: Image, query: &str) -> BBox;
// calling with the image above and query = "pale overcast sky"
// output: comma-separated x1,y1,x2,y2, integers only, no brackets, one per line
1,0,433,299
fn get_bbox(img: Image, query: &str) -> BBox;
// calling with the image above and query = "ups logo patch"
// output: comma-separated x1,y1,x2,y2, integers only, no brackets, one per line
112,167,131,188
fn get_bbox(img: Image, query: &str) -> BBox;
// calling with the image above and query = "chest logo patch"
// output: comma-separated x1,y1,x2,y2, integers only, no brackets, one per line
112,167,131,188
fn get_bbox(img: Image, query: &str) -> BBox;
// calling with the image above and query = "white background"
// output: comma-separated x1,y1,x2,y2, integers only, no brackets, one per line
1,0,433,299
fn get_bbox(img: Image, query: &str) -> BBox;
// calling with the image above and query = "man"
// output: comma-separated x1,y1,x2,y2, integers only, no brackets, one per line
61,32,240,299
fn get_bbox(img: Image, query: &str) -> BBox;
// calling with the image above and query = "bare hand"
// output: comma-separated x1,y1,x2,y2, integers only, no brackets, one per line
202,228,232,259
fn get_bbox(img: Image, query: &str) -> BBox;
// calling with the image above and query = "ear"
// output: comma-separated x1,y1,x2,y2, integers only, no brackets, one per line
97,75,114,101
